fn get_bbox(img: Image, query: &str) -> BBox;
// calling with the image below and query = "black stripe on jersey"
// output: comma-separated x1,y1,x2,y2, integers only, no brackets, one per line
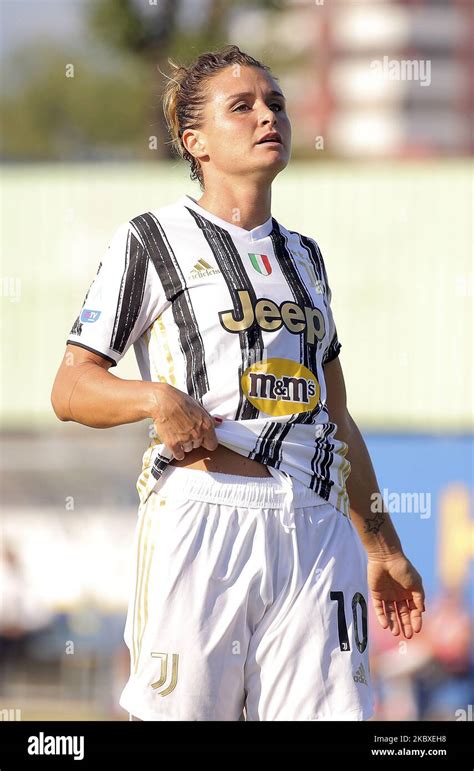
301,236,325,282
270,222,311,371
324,334,342,364
184,206,263,421
69,261,103,339
248,420,286,466
249,223,322,472
150,452,173,481
292,237,339,490
246,223,326,473
271,224,323,425
309,422,336,500
110,229,149,355
248,418,335,501
131,212,210,402
298,235,327,314
251,220,332,492
298,235,341,364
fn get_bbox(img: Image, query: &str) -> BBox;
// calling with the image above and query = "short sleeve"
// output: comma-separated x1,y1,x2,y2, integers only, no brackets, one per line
66,221,164,367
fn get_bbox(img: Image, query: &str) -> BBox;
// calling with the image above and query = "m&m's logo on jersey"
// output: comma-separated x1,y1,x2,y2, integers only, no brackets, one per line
80,309,101,323
248,253,272,276
241,358,320,416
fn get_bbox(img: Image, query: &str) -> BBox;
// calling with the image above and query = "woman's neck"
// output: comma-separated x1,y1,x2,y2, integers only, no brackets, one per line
196,182,272,231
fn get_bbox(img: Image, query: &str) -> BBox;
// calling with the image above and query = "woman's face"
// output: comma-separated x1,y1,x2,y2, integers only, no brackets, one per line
185,65,292,184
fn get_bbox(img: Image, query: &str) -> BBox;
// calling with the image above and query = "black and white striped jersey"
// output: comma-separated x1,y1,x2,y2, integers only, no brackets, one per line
67,194,350,516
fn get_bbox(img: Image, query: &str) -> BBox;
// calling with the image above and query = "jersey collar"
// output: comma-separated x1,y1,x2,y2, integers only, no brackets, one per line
180,194,274,242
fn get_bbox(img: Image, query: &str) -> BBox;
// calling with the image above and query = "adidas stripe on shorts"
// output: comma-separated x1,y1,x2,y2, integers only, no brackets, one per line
119,466,374,721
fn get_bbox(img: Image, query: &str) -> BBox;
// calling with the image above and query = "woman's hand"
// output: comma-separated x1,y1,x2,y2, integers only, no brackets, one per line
367,553,426,639
148,382,220,460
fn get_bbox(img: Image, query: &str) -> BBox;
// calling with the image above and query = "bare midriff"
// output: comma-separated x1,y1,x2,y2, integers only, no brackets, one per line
168,444,271,477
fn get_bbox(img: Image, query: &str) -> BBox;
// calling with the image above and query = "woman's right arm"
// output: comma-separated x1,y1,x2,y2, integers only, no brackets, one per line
51,344,219,460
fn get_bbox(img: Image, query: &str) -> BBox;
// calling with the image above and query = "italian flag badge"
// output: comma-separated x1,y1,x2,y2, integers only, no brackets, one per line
248,253,272,276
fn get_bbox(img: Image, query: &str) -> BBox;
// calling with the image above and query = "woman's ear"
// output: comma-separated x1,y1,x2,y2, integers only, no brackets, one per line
183,130,206,159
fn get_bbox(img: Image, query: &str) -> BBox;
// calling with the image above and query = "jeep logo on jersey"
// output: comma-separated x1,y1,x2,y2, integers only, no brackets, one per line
218,290,325,346
241,358,320,416
80,309,101,323
248,253,272,276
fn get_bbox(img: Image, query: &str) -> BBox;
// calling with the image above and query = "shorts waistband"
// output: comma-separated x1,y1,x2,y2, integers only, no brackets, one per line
153,465,327,531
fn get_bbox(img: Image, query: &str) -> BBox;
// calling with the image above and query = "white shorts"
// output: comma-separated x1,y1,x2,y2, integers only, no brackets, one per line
119,465,374,721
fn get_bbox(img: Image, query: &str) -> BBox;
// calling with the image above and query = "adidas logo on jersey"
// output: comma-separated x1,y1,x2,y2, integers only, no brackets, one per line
353,663,368,685
189,258,221,279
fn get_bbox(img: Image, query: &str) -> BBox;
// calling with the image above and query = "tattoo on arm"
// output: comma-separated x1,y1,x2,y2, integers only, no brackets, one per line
364,511,386,534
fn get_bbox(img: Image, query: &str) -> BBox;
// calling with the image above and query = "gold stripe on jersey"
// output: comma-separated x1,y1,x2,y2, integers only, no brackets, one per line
153,314,177,386
336,443,351,518
135,330,161,497
139,530,156,669
135,316,179,502
134,495,166,672
132,508,149,673
133,508,154,674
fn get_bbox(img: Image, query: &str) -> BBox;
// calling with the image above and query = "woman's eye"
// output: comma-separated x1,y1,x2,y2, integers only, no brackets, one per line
233,102,284,113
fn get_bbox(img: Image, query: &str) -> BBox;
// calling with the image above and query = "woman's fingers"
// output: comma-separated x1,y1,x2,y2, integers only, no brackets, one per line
201,420,219,451
384,601,400,636
408,596,424,633
151,392,222,457
171,443,185,460
395,600,413,639
372,598,389,629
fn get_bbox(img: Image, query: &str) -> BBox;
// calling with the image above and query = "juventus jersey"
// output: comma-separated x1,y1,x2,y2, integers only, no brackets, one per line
67,194,351,517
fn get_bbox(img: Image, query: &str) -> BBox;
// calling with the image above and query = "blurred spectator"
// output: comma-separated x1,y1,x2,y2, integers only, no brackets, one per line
0,539,53,690
369,590,474,720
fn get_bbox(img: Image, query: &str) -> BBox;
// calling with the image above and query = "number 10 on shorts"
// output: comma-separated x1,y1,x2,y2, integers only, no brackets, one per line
330,591,368,653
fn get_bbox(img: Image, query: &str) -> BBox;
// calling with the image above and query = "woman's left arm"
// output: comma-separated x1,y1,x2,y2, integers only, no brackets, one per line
324,357,426,638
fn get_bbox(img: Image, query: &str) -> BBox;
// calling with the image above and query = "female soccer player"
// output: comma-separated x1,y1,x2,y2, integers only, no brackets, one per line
51,45,425,721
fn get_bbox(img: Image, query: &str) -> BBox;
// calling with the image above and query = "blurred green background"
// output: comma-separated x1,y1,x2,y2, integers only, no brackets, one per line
1,159,472,430
0,0,472,723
